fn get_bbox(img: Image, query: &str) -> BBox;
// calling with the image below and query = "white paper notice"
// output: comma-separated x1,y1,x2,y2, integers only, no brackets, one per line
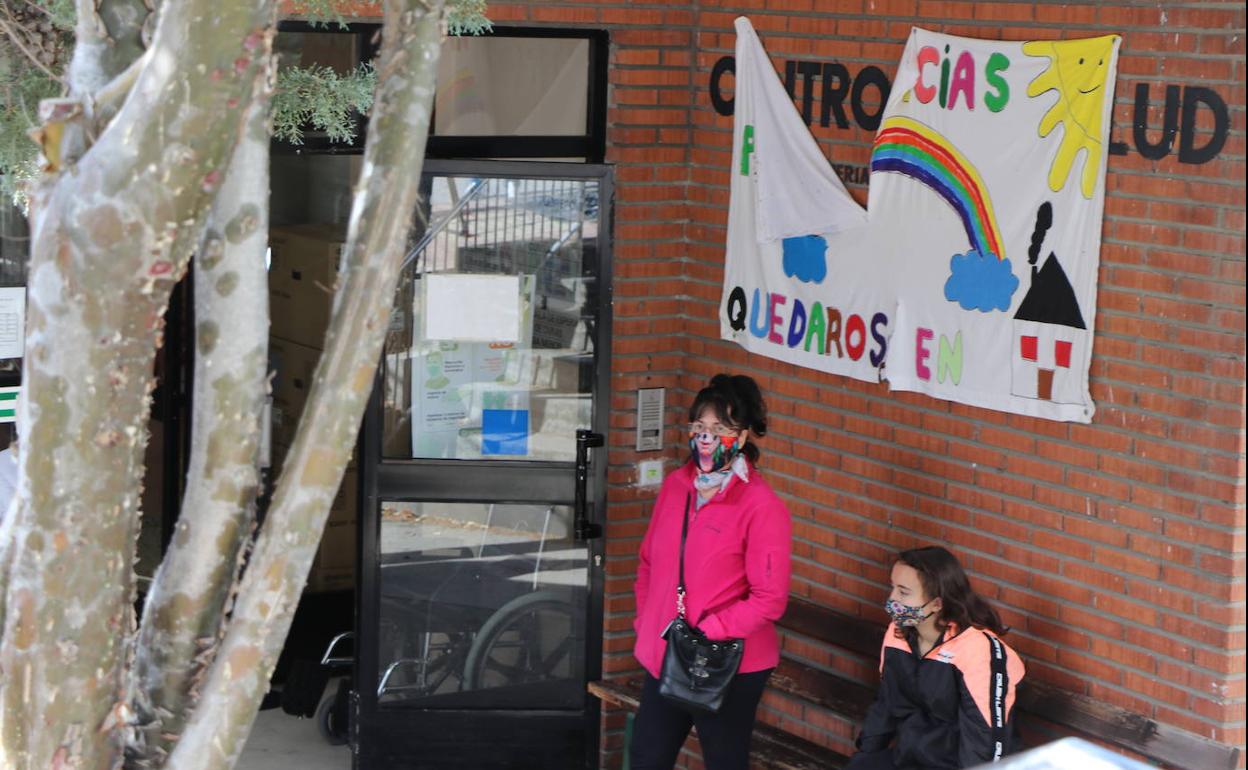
0,287,26,360
423,274,521,342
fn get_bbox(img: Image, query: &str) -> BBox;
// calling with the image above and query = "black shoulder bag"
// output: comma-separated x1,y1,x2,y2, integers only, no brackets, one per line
657,493,744,713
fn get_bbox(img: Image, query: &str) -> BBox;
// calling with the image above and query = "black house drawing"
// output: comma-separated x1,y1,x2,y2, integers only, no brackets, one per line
1012,252,1087,402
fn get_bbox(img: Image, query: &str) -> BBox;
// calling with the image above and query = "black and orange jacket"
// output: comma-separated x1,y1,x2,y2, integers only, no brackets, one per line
848,621,1026,770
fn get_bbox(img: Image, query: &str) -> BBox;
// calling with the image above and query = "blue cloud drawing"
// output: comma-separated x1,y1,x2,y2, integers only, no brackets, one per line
782,235,828,284
943,250,1019,313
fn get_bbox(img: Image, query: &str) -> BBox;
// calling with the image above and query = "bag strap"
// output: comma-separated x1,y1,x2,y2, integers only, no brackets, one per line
676,493,690,619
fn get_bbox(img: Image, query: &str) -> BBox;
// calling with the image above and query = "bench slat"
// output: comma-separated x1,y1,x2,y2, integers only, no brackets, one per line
781,598,881,658
771,658,875,722
588,678,641,710
1020,679,1241,770
751,722,849,770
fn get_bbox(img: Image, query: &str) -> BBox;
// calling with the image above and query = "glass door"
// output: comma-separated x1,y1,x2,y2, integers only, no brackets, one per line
355,160,611,769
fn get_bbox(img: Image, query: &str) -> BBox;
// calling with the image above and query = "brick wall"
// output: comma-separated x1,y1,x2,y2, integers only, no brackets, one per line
491,0,1246,766
343,0,1246,765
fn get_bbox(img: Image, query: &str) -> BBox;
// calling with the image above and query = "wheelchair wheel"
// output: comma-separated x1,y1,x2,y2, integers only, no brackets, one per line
316,678,350,746
462,590,577,691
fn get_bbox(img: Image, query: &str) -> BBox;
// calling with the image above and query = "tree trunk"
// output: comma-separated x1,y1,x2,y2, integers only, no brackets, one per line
2,0,454,767
162,2,445,764
158,0,446,758
129,74,273,763
0,0,275,767
68,0,154,98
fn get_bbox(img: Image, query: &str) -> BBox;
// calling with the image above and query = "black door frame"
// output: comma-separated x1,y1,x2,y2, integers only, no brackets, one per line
354,159,613,769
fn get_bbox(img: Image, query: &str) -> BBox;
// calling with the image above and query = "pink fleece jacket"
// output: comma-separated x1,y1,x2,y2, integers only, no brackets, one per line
633,460,793,677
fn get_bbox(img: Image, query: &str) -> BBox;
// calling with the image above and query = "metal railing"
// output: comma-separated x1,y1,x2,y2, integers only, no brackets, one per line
401,177,593,304
399,178,491,273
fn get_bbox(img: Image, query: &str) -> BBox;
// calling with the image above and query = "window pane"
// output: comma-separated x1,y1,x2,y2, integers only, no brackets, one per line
381,176,599,462
376,501,587,709
434,37,589,137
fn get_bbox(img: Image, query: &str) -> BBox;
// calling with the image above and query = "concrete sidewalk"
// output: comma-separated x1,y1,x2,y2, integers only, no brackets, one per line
236,706,350,770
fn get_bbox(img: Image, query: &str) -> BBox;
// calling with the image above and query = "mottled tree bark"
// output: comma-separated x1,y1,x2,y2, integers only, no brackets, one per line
162,1,444,766
68,0,155,98
1,0,452,767
129,73,273,763
0,0,276,767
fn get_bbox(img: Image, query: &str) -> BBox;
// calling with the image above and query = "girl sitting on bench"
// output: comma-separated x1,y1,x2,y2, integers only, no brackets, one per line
847,545,1025,770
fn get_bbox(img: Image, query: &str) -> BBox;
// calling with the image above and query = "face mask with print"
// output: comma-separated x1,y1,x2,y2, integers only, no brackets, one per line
884,597,935,627
688,432,742,473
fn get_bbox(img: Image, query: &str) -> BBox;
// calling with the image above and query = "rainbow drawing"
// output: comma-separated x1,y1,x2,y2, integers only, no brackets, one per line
871,116,1006,262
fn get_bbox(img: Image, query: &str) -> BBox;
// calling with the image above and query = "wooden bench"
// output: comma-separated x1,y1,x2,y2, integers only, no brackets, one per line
590,597,1241,770
589,599,871,770
589,676,851,770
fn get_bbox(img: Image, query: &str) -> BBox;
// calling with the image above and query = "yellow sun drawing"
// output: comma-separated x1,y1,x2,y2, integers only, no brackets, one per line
1023,36,1119,199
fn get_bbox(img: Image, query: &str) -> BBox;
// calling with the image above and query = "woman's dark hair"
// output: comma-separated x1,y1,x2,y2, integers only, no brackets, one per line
688,374,768,463
897,546,1007,636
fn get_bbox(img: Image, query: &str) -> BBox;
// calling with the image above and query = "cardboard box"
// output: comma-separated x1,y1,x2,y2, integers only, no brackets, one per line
267,337,359,469
268,337,321,450
268,224,347,350
308,543,354,592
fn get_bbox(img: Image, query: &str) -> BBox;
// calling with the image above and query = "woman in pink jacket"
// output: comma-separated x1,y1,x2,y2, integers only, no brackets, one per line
630,374,792,770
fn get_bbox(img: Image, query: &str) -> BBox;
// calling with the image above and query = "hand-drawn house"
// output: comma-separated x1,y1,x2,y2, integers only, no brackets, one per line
1011,252,1087,403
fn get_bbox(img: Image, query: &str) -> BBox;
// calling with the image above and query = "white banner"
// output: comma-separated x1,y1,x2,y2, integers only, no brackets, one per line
720,18,1120,423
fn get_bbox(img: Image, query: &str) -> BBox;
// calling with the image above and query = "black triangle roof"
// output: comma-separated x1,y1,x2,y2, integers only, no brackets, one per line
1014,252,1087,330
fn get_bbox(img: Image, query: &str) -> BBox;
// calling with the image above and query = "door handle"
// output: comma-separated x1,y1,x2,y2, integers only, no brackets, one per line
574,429,604,541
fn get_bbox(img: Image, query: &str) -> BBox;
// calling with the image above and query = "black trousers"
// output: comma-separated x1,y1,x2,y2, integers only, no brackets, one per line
628,669,772,770
843,750,898,770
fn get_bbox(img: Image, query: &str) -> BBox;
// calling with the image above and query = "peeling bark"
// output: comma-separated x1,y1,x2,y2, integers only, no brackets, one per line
0,1,277,768
161,1,445,766
129,72,273,762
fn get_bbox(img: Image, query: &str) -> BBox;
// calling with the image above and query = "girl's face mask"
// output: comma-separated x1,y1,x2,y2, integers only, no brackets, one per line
884,597,935,627
688,423,742,473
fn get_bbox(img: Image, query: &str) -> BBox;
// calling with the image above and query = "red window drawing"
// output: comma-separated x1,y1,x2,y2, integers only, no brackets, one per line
1054,339,1072,368
1020,335,1038,361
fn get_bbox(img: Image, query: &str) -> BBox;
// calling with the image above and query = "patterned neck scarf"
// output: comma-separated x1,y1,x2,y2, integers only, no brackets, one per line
693,454,750,502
